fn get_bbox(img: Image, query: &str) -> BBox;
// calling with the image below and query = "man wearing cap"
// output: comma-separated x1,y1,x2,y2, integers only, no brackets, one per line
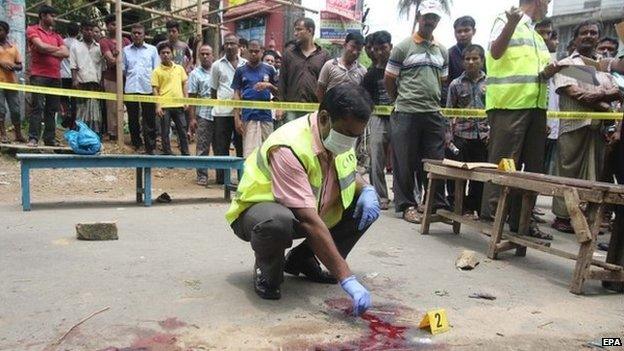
384,0,450,224
480,0,560,239
225,83,380,316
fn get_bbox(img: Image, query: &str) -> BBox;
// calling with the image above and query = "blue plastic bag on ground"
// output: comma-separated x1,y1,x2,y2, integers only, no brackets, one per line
64,121,102,155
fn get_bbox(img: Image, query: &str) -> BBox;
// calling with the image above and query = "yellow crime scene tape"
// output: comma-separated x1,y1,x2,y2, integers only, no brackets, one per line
0,82,621,120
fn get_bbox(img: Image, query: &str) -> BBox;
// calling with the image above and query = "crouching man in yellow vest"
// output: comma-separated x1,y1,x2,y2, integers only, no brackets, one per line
225,83,380,316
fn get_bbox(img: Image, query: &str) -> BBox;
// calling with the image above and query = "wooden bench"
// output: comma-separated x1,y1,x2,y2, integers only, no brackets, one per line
17,154,244,211
421,159,624,295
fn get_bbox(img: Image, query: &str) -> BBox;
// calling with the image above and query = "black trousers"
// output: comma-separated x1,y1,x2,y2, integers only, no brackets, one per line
231,202,368,287
214,116,243,184
160,107,189,155
446,136,488,213
126,98,156,152
28,76,61,144
60,78,76,122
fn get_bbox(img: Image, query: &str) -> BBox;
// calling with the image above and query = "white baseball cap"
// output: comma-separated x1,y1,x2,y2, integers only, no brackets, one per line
418,0,444,18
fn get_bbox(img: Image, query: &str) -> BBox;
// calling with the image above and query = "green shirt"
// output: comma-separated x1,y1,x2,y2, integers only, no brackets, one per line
386,34,448,113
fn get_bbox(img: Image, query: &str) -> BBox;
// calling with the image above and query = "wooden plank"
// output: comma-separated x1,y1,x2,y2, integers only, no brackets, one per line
563,188,592,243
453,179,465,235
1,143,72,153
420,176,440,235
570,203,604,294
515,191,533,257
586,269,624,281
496,240,521,253
437,209,621,271
487,186,510,259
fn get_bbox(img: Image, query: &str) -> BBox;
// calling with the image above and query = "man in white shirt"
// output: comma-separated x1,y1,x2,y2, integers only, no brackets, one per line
69,21,103,133
211,33,247,183
60,23,79,126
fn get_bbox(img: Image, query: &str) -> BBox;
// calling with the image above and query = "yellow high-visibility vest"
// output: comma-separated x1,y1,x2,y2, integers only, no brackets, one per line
225,114,357,229
486,15,551,110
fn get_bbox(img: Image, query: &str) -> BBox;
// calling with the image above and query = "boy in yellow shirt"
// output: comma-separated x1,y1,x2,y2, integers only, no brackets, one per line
152,42,189,155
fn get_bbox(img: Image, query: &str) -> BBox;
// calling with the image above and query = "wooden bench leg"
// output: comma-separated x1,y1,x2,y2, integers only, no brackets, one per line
144,167,152,207
21,165,31,211
224,167,232,200
515,191,532,257
487,186,511,259
570,203,603,295
453,179,466,235
420,176,440,235
136,167,144,203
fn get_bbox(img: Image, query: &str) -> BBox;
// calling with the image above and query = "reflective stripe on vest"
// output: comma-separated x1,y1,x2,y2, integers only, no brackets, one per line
486,15,550,111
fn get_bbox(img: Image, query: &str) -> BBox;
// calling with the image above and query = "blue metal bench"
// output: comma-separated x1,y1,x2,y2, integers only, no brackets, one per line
17,154,244,211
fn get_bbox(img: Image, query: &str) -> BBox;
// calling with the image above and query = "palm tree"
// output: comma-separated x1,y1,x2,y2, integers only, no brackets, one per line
397,0,453,33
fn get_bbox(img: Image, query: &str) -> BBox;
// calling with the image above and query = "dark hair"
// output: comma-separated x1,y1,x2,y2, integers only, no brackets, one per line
372,30,391,45
38,5,57,18
67,22,80,37
239,37,249,48
453,16,475,30
345,32,365,46
284,39,297,50
462,44,485,60
157,42,172,53
81,21,95,29
104,15,116,25
365,32,376,45
263,50,277,60
319,83,373,123
131,23,145,32
551,30,559,40
166,20,179,31
0,21,9,33
573,20,603,39
535,18,552,28
294,17,316,34
248,39,261,47
599,36,620,49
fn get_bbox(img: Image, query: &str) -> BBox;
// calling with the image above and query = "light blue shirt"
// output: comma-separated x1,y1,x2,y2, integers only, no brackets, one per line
188,65,213,120
123,42,160,94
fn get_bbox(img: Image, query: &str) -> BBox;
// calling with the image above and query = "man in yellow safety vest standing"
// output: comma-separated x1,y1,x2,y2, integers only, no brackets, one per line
225,83,380,316
481,0,561,239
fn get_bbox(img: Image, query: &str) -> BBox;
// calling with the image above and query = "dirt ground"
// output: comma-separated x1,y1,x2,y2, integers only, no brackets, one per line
0,142,623,351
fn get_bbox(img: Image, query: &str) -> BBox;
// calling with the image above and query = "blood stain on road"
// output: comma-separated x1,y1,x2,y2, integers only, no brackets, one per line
316,298,447,351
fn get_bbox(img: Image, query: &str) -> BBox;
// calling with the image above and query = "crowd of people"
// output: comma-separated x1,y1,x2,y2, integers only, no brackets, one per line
0,1,623,242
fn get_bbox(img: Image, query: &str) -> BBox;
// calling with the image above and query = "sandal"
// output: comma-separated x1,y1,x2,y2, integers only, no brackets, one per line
402,206,422,224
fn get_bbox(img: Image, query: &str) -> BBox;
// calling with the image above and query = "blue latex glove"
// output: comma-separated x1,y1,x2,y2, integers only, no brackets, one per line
353,186,380,230
341,275,371,316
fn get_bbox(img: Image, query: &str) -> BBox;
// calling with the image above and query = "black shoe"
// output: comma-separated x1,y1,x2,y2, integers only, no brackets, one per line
284,251,338,284
253,266,281,300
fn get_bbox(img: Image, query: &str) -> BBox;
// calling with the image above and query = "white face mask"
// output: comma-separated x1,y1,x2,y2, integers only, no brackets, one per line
323,123,357,155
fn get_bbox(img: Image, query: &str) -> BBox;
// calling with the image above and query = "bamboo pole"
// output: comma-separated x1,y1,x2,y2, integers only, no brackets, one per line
122,0,211,29
110,0,217,27
26,0,47,12
94,0,160,22
203,0,262,16
57,0,102,20
219,4,282,26
25,12,143,37
115,0,124,148
267,0,318,14
195,0,203,66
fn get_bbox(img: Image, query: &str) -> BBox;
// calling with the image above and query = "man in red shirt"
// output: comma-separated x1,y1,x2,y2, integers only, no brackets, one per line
26,5,68,147
100,15,130,140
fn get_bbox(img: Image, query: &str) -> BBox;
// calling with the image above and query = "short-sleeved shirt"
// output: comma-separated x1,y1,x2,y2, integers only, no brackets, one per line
0,43,22,83
362,66,392,106
211,56,247,117
60,37,78,79
151,63,187,108
231,62,277,122
26,24,65,79
69,41,103,83
123,42,160,94
386,33,448,113
156,40,192,70
554,51,619,135
100,36,131,81
446,71,489,140
187,65,213,120
318,58,367,92
268,113,341,221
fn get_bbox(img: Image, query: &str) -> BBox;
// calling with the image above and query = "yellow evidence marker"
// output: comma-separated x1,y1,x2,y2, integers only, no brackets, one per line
498,158,516,172
418,308,450,335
